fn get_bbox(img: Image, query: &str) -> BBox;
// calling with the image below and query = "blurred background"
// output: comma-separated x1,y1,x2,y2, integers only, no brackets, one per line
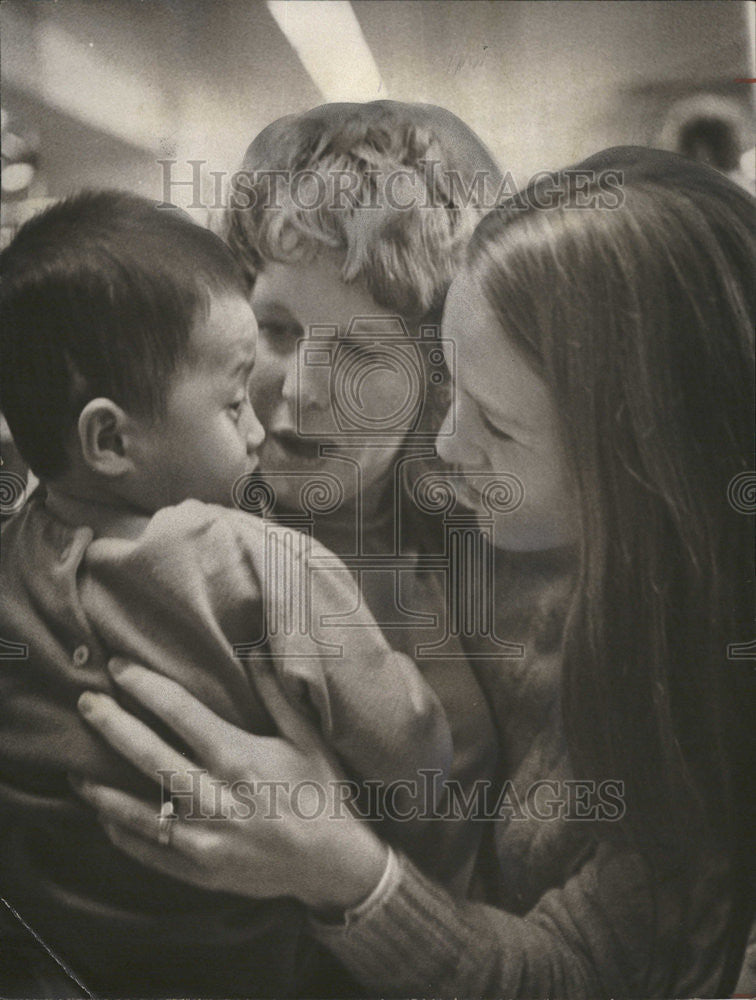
1,0,754,244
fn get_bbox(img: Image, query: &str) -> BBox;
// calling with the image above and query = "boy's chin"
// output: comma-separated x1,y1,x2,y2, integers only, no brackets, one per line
158,463,262,511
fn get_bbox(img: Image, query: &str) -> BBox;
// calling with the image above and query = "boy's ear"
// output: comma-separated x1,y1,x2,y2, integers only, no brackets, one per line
77,398,134,477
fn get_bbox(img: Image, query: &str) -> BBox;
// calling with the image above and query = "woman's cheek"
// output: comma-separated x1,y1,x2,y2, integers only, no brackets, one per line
522,465,579,549
489,455,576,551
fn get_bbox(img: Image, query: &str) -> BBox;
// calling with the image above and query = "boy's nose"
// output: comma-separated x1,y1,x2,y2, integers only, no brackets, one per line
246,410,266,453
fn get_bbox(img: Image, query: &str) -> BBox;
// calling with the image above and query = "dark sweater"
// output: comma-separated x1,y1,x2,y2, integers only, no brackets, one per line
313,542,741,998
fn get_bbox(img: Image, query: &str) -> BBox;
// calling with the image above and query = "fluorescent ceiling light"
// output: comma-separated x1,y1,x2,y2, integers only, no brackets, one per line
267,0,386,102
2,16,171,153
1,161,35,193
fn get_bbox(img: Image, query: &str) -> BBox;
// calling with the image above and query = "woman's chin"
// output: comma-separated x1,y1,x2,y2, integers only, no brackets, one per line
488,517,578,553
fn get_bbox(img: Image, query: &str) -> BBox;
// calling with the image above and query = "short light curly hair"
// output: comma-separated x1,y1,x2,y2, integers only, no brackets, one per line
224,101,502,320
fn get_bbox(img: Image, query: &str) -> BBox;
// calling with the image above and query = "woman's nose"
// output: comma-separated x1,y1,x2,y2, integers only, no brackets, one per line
280,354,298,403
435,402,486,469
435,423,463,467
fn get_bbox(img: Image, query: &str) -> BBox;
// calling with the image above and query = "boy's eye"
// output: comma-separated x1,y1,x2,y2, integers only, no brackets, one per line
228,399,244,419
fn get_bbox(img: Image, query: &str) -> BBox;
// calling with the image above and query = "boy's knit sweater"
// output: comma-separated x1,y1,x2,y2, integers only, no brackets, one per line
0,496,457,997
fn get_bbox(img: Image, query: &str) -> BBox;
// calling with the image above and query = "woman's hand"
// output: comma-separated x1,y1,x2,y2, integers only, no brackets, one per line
72,659,389,912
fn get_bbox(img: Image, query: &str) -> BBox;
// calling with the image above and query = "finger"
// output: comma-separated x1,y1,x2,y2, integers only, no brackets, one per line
254,667,338,765
103,823,211,890
106,659,249,765
70,778,184,845
78,691,195,780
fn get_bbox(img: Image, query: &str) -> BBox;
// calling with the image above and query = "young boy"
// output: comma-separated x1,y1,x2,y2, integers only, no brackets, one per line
0,191,451,997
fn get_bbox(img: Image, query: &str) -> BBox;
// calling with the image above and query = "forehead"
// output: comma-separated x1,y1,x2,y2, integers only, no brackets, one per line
251,254,380,326
190,294,258,368
444,271,554,431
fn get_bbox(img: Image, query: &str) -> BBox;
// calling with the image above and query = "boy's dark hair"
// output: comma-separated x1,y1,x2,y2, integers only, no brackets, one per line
0,190,248,479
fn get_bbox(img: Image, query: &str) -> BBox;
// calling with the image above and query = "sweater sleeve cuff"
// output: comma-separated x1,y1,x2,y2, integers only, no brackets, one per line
348,844,400,921
308,849,475,990
309,845,398,930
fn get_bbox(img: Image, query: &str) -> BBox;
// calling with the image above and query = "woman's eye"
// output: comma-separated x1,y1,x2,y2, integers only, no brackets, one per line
481,409,513,441
258,322,301,354
259,321,299,341
258,322,283,338
228,400,243,419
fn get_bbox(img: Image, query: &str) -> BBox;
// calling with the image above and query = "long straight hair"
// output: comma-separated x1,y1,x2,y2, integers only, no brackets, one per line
466,150,754,876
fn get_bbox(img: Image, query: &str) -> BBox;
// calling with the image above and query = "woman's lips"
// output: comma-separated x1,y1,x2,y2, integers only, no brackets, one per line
458,484,483,512
454,473,486,513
